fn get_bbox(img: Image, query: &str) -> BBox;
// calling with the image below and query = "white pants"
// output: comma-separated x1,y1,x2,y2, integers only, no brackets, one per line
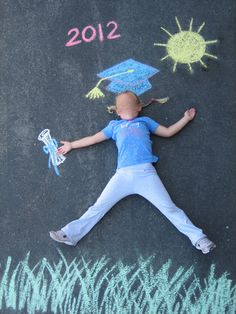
62,163,205,246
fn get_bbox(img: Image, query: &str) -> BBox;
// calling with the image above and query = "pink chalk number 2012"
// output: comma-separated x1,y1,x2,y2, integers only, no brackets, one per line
65,21,121,46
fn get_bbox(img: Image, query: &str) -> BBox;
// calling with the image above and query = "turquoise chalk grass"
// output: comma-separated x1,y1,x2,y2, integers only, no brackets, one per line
0,252,235,314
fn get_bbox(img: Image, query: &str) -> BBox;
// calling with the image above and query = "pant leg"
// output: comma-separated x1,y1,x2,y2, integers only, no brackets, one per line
62,170,133,244
134,165,206,245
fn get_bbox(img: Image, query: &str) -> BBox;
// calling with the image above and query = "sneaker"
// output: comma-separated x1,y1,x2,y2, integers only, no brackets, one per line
49,230,76,246
195,237,216,254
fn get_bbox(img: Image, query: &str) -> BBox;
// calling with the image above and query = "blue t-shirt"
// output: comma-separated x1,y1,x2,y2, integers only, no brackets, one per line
102,116,160,169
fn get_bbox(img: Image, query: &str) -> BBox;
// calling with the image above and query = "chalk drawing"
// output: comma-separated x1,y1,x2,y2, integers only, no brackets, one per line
86,69,134,100
66,21,121,47
0,252,235,314
154,17,218,73
38,129,65,176
85,59,160,100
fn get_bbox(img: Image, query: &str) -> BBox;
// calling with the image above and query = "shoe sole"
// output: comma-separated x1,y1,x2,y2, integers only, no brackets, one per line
201,244,216,254
49,231,76,246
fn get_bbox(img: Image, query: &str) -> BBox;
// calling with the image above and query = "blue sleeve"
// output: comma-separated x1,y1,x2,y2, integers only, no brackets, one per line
144,117,160,133
102,120,116,139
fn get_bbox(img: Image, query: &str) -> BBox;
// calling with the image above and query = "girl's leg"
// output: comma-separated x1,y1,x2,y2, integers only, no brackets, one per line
134,165,206,245
61,171,133,244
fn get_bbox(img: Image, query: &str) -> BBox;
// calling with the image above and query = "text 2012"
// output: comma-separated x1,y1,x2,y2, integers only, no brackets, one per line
65,21,121,46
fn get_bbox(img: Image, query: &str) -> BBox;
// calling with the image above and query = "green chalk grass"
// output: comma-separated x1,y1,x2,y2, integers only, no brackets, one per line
0,252,235,314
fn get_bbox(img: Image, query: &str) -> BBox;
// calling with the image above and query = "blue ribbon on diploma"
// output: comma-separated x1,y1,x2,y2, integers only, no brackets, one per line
43,139,60,176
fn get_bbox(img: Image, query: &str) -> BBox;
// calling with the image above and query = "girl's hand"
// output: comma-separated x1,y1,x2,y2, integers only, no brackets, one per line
57,141,72,155
184,108,197,121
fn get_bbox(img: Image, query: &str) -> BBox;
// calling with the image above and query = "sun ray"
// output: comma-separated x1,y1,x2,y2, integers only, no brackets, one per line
188,63,193,73
189,18,193,31
161,55,170,61
175,17,182,32
154,43,167,47
197,22,205,33
204,53,218,59
206,40,218,44
161,27,173,37
173,62,177,72
200,59,207,68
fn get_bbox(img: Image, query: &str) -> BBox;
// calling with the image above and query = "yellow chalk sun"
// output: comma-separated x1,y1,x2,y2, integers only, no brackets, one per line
154,17,218,73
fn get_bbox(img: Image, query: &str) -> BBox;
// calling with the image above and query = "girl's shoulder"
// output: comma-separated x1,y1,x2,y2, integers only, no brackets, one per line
105,119,124,129
135,116,156,122
135,116,160,132
107,119,122,125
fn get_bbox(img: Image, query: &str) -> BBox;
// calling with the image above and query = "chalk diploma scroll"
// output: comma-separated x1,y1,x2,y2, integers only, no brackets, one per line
38,129,66,176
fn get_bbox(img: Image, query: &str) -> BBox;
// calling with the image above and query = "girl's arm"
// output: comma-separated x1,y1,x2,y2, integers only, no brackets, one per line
57,131,108,155
155,108,196,138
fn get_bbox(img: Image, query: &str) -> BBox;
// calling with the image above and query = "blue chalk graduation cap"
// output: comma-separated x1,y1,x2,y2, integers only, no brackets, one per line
85,59,159,99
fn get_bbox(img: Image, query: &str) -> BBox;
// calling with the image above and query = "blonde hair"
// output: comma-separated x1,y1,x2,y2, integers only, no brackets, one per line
107,91,169,114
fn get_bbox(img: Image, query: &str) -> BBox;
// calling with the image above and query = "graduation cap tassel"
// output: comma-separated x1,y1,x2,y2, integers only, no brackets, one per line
85,78,106,100
85,69,135,100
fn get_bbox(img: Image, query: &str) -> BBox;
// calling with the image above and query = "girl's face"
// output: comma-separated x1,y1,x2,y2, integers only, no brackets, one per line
115,93,142,120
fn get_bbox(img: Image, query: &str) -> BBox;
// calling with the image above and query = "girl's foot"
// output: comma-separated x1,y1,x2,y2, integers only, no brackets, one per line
195,237,216,254
49,230,76,246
